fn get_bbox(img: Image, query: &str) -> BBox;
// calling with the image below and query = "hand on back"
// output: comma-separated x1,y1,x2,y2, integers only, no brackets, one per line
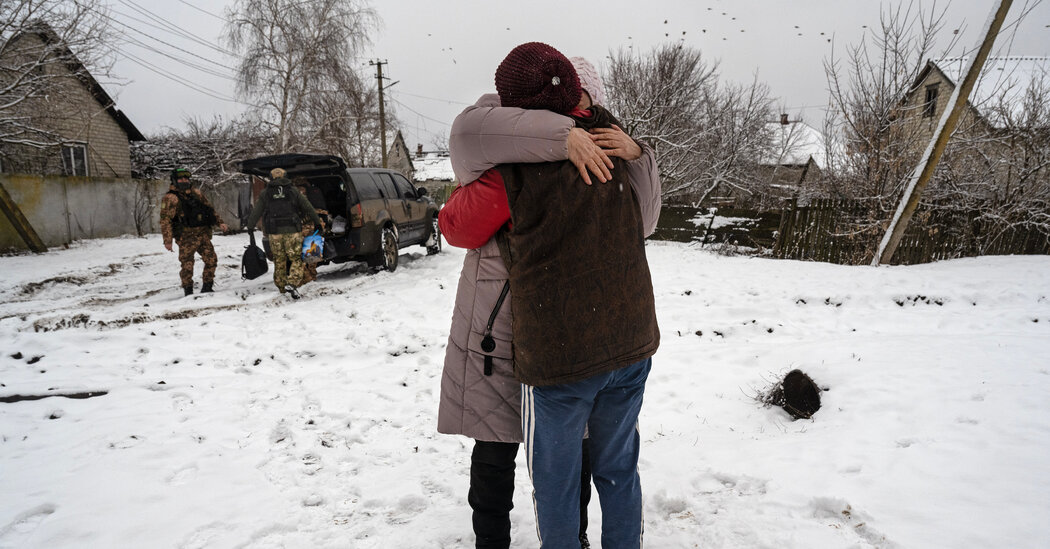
591,125,642,161
567,127,613,185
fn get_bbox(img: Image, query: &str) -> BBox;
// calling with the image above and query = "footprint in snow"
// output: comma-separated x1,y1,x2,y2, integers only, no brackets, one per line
167,465,199,486
386,495,428,525
0,504,57,544
178,522,233,549
108,435,144,450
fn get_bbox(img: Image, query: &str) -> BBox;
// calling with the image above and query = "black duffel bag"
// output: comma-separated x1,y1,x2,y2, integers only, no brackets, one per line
242,231,269,280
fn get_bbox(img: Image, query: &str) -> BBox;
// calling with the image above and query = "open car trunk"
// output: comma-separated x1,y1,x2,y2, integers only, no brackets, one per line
237,154,355,232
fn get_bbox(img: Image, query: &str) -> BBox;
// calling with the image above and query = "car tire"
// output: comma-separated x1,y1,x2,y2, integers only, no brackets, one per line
425,217,442,256
369,226,399,272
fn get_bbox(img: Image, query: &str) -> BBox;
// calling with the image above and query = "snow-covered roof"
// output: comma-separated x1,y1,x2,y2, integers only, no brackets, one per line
761,120,826,169
930,57,1050,128
412,151,454,182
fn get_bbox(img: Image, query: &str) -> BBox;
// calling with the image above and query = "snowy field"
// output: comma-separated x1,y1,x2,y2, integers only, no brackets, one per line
1,234,1048,548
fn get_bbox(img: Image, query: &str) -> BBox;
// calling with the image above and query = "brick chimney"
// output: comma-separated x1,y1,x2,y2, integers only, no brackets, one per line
416,143,424,158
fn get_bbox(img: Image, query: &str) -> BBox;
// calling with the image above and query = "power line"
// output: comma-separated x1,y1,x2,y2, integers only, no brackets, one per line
119,36,238,81
389,97,451,127
114,0,236,57
404,123,449,148
393,89,472,107
82,7,239,89
176,0,227,22
83,1,241,86
104,14,238,74
116,46,251,106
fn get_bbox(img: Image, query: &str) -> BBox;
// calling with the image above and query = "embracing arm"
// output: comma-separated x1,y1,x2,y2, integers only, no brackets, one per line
449,94,611,185
450,94,571,183
590,125,662,236
438,169,510,249
624,143,662,237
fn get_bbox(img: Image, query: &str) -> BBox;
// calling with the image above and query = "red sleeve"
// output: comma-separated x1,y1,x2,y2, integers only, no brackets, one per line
438,168,511,249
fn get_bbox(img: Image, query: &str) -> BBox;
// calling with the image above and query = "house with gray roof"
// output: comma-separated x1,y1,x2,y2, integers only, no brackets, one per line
0,22,145,178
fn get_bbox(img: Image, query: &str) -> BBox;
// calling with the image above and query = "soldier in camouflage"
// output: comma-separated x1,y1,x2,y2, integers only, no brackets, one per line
160,168,229,296
294,177,328,284
245,168,323,299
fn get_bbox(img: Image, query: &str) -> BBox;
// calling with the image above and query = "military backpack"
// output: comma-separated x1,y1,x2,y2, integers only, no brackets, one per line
167,190,217,234
262,184,302,233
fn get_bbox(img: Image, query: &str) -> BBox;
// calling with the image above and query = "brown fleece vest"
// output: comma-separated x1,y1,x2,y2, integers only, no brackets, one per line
500,106,659,387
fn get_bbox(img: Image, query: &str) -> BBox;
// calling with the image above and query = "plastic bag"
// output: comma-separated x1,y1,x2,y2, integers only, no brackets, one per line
302,231,324,264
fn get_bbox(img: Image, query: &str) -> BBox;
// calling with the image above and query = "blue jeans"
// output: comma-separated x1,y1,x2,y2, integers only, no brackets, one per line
523,358,652,549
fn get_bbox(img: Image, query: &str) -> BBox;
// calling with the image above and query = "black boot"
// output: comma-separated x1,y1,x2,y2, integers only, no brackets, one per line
284,285,301,300
201,282,214,293
183,285,193,296
469,441,518,549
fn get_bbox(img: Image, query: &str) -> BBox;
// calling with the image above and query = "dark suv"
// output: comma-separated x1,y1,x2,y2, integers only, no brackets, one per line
238,153,441,272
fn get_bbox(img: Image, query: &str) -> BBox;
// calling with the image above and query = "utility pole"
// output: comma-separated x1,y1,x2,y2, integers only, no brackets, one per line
873,0,1013,265
370,59,388,168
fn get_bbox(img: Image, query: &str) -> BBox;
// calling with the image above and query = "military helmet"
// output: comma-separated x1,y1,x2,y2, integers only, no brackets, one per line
170,168,192,184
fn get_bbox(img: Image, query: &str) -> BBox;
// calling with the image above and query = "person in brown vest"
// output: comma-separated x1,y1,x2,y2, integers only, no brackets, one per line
443,43,660,549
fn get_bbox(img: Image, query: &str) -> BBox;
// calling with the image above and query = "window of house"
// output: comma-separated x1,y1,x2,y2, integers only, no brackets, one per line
923,84,939,118
61,144,88,176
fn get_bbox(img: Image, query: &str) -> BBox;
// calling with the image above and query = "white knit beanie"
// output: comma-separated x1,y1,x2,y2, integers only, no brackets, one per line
569,56,606,107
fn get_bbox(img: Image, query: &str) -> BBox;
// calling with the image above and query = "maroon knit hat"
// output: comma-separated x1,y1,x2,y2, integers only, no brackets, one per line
495,42,581,113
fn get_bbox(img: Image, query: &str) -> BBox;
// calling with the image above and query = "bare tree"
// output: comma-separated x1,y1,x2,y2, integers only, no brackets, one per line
298,70,393,167
223,0,379,155
930,67,1050,253
0,0,116,166
605,44,775,205
131,115,271,187
131,115,274,229
132,179,155,237
821,1,957,202
815,0,1049,260
695,77,777,207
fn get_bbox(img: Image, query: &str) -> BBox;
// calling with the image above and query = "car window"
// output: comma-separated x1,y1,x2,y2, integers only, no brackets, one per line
375,173,399,200
392,173,417,198
350,173,382,200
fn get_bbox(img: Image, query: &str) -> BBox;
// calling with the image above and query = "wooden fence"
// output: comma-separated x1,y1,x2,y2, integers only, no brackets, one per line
772,198,1050,265
652,205,781,249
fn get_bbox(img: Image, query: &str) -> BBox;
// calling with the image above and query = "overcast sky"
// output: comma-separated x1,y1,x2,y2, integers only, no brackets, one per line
104,0,1050,150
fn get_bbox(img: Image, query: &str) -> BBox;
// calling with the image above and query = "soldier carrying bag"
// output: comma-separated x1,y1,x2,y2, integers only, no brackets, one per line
242,230,268,280
261,184,302,234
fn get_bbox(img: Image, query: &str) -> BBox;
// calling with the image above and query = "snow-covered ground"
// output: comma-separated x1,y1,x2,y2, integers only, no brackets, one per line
1,235,1048,548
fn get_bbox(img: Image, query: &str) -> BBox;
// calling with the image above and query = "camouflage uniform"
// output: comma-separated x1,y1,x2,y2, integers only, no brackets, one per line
245,174,322,295
300,222,319,284
160,188,226,289
270,232,305,290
